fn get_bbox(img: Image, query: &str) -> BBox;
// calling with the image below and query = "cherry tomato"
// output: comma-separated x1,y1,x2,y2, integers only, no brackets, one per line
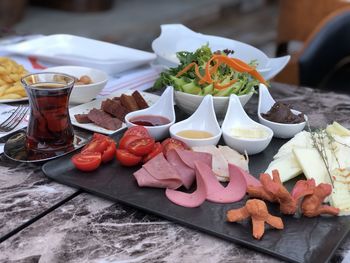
116,149,142,166
101,143,116,163
71,152,102,172
143,142,163,163
124,126,151,138
127,137,155,156
81,139,109,154
162,138,189,155
118,135,140,149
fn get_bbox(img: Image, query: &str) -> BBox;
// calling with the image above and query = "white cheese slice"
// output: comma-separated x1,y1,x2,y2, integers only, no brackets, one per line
330,168,350,216
265,153,302,182
292,148,335,185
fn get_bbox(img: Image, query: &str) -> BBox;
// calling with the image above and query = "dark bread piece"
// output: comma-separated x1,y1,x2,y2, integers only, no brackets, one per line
132,90,149,109
120,94,139,111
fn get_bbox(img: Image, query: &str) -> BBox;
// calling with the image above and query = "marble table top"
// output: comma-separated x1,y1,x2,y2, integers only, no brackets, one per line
0,83,349,263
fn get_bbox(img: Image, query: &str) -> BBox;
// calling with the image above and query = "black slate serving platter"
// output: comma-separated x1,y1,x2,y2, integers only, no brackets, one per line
42,131,350,263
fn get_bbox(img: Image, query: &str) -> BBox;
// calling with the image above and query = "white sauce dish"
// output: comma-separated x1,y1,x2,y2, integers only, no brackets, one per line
125,86,175,140
258,84,307,139
169,95,222,147
222,94,273,155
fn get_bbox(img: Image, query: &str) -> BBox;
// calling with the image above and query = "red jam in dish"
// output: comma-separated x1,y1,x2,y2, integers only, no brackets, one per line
129,115,170,126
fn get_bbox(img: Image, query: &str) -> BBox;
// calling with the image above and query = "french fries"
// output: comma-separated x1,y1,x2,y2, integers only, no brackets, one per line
0,57,28,100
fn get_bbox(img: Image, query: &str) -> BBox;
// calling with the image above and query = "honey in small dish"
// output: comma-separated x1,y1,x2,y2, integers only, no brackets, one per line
176,130,214,139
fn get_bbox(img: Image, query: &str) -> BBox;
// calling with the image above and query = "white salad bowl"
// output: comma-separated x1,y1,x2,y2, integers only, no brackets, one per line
152,24,290,80
125,86,175,141
169,95,222,147
258,84,308,139
222,94,273,155
42,66,108,104
174,90,253,119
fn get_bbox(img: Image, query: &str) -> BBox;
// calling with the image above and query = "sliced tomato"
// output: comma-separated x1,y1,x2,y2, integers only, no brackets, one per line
101,143,116,163
127,137,155,156
118,135,140,149
124,126,151,138
92,133,110,141
116,149,142,166
72,152,102,172
143,142,163,163
81,139,109,154
161,138,189,155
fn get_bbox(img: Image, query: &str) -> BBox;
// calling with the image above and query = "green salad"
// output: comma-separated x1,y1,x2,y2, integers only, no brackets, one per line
153,45,268,97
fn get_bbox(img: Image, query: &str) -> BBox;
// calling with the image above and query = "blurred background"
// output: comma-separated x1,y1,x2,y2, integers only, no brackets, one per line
1,0,350,92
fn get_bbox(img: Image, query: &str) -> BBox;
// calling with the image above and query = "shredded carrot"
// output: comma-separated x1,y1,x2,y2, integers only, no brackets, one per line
214,79,238,90
194,64,209,83
176,62,196,77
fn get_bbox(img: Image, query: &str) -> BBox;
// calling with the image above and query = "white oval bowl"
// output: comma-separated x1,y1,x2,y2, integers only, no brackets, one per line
170,95,222,148
222,94,273,155
125,86,175,141
42,66,108,104
258,84,307,139
174,90,253,119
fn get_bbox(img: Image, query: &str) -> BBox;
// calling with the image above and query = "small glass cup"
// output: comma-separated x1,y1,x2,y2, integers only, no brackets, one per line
21,72,75,154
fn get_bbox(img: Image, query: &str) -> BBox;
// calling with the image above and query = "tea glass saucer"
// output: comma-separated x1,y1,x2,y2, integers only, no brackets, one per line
4,130,88,163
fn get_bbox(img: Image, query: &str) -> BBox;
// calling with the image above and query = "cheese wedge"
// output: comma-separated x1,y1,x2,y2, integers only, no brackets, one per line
330,168,350,216
265,153,302,182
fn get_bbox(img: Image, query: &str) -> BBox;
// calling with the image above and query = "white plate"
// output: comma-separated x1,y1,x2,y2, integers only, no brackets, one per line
152,24,290,80
69,91,160,135
3,34,157,75
0,97,28,103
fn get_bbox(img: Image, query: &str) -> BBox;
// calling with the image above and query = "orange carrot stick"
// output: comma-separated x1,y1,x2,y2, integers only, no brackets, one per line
176,62,196,77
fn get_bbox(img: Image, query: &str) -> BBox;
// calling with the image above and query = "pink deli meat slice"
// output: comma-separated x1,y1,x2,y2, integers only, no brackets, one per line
133,168,181,189
174,149,212,169
228,163,261,187
135,153,183,189
197,162,247,203
165,163,207,208
166,149,195,190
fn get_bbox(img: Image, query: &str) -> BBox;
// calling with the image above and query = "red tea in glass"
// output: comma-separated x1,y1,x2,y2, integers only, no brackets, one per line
21,73,75,154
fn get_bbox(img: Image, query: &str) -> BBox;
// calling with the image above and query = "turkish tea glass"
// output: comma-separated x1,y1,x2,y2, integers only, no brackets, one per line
21,72,75,154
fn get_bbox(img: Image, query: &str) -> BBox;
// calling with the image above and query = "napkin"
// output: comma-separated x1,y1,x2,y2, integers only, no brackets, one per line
98,65,164,96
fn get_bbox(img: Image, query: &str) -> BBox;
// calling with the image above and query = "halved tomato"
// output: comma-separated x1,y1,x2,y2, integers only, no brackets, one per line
123,126,151,138
143,142,163,163
127,137,155,156
101,143,116,163
71,152,102,172
162,138,189,155
116,149,142,166
118,135,140,149
81,139,109,154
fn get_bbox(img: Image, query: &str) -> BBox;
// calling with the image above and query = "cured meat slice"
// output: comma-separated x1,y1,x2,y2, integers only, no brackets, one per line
134,168,181,189
228,163,261,187
142,153,183,189
132,90,149,109
174,149,212,169
101,99,129,121
192,145,229,182
87,108,123,130
120,94,139,111
165,163,207,208
166,149,195,189
74,114,92,124
218,145,249,172
197,162,247,203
